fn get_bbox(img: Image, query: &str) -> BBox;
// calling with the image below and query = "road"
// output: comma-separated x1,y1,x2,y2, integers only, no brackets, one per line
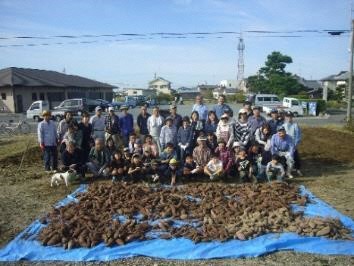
0,104,352,133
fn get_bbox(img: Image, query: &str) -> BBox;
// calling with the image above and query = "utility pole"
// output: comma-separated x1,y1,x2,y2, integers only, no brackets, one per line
347,19,354,124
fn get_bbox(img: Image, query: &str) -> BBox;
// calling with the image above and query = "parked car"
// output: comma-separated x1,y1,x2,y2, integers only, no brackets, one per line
26,100,50,121
263,97,304,116
95,99,112,111
253,94,281,111
111,97,137,110
52,98,98,121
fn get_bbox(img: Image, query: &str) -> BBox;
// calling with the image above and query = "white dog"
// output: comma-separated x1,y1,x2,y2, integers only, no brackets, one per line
50,169,77,187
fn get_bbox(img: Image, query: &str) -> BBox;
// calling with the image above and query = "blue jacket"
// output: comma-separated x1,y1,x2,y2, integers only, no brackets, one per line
270,134,295,158
192,104,208,121
212,104,233,119
268,119,283,135
283,122,301,147
119,113,134,137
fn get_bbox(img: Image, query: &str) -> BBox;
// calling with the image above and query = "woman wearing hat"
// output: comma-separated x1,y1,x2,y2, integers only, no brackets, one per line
234,108,250,148
216,113,234,148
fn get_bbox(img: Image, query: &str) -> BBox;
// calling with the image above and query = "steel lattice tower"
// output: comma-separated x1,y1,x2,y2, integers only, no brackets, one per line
237,35,245,81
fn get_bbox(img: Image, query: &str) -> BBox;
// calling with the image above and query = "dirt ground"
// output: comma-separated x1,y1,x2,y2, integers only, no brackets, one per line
0,127,353,265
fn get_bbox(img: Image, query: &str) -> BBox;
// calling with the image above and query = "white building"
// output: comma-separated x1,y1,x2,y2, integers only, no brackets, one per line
219,79,247,93
125,88,156,97
148,77,172,95
321,71,348,101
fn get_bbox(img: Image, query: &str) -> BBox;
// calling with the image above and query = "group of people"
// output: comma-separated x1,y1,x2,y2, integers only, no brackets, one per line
37,94,302,186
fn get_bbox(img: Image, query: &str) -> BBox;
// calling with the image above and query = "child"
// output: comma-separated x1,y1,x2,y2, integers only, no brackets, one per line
145,159,163,183
127,153,145,182
123,147,131,170
159,142,177,171
215,139,233,175
166,158,179,186
110,151,126,182
60,122,82,153
128,133,137,154
248,144,263,180
234,147,252,182
160,117,177,150
106,137,117,160
143,134,159,158
177,116,192,161
182,154,199,181
133,141,143,155
206,132,218,152
266,154,285,182
204,153,223,181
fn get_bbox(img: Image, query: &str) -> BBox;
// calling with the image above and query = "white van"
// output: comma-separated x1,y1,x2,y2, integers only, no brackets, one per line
26,100,49,121
263,97,304,116
253,94,281,110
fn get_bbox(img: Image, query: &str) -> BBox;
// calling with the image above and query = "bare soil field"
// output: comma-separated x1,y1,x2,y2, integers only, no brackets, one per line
0,128,353,265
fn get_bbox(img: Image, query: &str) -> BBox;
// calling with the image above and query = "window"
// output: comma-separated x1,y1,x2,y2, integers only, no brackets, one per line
1,93,6,100
292,100,299,106
272,97,280,102
263,97,271,102
257,97,264,102
32,93,37,101
39,93,45,100
30,103,40,110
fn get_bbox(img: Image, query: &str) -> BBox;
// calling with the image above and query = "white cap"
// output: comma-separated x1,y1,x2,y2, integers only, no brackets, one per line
238,108,247,114
108,106,114,112
233,141,241,148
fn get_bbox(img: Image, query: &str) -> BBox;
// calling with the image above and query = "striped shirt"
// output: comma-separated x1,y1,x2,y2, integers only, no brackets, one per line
234,120,250,146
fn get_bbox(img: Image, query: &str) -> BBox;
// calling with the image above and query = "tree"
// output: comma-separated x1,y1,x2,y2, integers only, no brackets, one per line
247,51,304,96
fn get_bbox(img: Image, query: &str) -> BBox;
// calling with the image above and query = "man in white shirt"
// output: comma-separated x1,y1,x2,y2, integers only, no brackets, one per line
147,106,164,153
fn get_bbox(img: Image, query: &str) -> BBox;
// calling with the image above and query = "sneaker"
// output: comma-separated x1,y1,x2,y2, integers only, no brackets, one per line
112,176,117,183
288,174,294,179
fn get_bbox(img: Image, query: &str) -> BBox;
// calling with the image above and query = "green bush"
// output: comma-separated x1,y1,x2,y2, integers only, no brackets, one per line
326,100,346,109
157,93,174,102
226,93,246,103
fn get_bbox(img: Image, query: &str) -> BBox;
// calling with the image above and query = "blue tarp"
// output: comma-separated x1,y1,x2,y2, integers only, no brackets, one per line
0,185,353,261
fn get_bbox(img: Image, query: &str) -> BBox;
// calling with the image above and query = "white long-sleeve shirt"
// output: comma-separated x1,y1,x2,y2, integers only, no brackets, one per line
147,115,164,137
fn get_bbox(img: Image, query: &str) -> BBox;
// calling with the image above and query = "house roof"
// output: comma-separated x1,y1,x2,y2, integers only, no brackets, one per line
293,74,322,89
148,77,171,85
320,71,349,81
0,67,115,88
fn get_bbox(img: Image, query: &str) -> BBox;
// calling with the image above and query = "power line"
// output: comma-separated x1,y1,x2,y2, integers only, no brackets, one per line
0,30,349,48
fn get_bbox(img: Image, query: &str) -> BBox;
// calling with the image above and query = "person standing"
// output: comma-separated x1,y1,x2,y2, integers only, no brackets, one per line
212,95,233,119
169,104,182,129
248,106,266,141
234,108,250,148
192,95,208,121
37,110,58,172
105,106,122,148
147,106,164,154
78,111,93,162
283,111,302,176
90,106,105,141
268,109,283,135
159,117,177,150
137,105,150,141
119,105,134,146
57,111,74,143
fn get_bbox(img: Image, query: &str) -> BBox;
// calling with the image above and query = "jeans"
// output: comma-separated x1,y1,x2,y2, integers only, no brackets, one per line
43,146,58,171
86,162,109,177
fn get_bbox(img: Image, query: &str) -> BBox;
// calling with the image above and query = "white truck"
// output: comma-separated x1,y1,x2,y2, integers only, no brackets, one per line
26,100,50,121
262,97,304,116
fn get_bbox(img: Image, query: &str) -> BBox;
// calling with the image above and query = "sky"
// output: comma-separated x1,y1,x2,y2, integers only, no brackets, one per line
0,0,352,88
